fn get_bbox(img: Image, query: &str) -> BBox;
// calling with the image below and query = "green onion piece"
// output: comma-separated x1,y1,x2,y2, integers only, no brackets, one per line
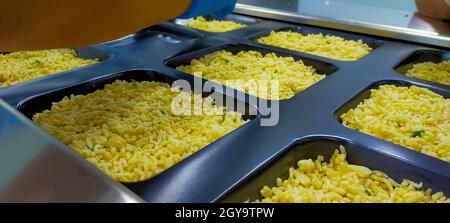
130,79,139,87
411,130,425,138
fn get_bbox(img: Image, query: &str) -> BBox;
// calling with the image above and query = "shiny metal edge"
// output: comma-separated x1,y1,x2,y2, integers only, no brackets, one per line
0,99,144,203
234,3,450,48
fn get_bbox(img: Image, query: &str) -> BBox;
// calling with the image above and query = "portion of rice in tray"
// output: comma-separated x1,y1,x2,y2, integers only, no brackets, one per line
186,16,246,32
33,80,248,182
256,31,372,61
253,146,449,203
405,61,450,86
0,49,99,88
340,85,450,162
176,50,326,100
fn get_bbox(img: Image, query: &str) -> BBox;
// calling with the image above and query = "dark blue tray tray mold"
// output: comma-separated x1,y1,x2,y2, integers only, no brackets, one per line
0,14,449,203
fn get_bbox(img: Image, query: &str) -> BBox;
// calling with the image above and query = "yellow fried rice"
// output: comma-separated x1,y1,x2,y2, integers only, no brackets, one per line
33,80,248,182
176,50,326,100
254,146,449,203
341,85,450,162
0,49,99,88
256,31,372,61
186,16,246,32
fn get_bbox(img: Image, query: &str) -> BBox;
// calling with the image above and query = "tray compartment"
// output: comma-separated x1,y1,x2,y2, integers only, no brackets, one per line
172,14,262,30
248,26,383,60
0,47,110,90
394,50,450,86
18,69,257,121
334,80,450,121
166,43,339,77
17,69,257,186
334,80,449,164
395,50,450,73
166,43,339,100
165,44,339,100
221,137,450,202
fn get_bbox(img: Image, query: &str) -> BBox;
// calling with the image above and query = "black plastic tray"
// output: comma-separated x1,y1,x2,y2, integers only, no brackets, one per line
18,69,256,122
17,69,253,119
221,138,450,202
247,25,384,58
0,13,449,203
334,80,450,121
395,50,450,87
166,42,339,79
0,47,110,90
